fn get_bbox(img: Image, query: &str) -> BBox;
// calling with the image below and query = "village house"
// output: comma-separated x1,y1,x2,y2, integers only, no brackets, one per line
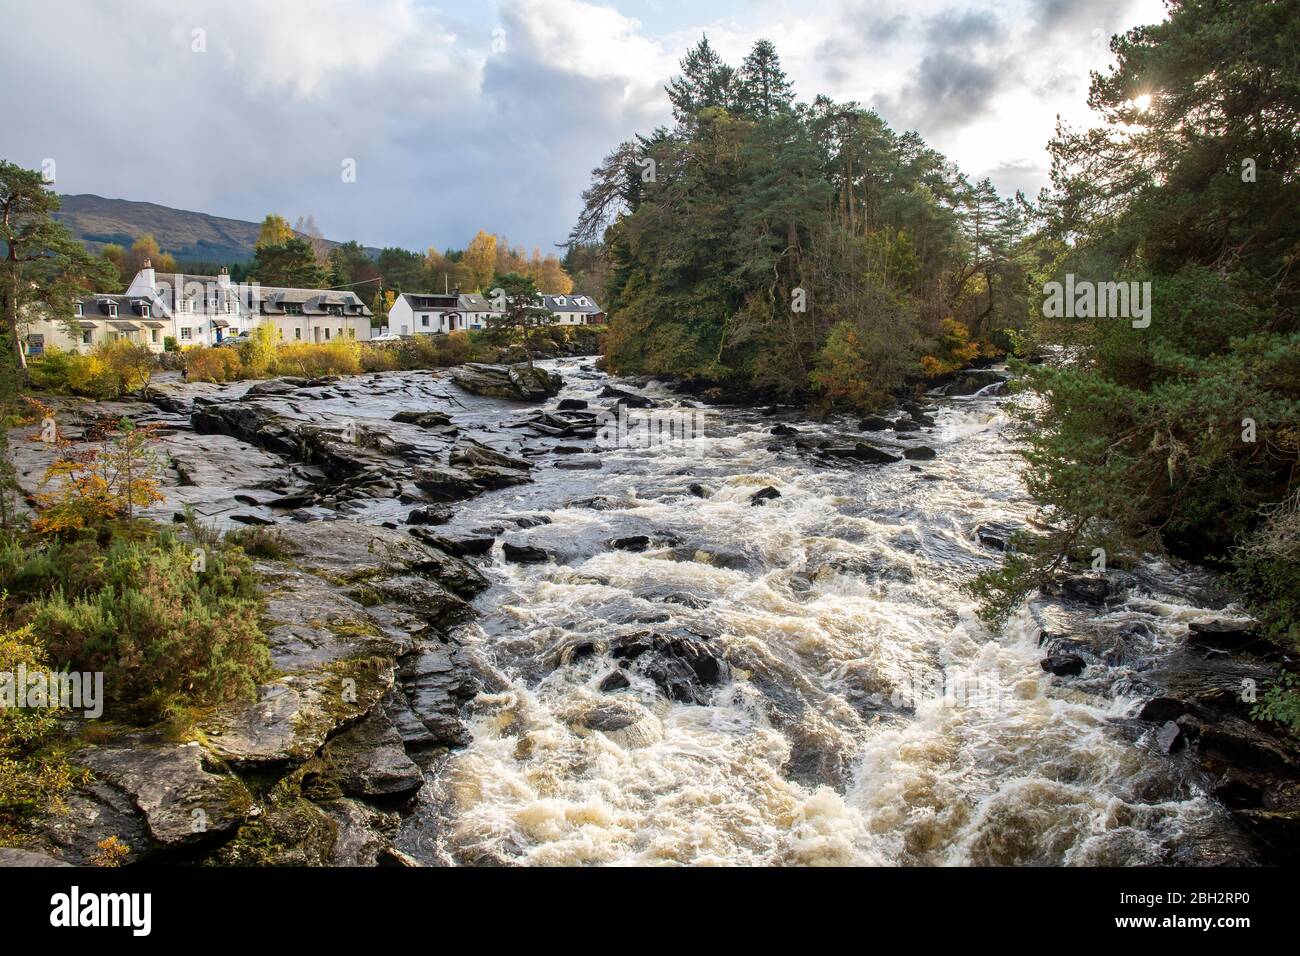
387,290,497,336
21,293,168,357
124,261,373,345
385,289,601,337
126,261,248,345
543,294,605,325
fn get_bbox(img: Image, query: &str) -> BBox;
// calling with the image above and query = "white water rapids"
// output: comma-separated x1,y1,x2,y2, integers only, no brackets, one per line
407,359,1245,866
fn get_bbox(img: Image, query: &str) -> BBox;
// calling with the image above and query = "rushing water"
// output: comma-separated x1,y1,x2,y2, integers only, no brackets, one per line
377,358,1248,866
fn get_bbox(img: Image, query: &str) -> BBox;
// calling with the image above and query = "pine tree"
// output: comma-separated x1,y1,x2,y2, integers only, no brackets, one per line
665,35,735,120
736,39,794,118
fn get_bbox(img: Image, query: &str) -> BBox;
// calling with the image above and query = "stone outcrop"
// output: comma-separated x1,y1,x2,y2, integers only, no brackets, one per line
452,363,563,401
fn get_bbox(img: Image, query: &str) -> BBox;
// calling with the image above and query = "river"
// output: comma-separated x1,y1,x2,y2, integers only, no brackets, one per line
367,357,1252,866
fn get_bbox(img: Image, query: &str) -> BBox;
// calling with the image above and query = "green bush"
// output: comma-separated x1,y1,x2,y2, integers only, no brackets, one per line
0,529,271,718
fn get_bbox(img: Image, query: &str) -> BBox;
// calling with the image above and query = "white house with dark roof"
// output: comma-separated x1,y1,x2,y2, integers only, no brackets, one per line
543,294,605,325
388,292,463,336
21,293,169,357
127,262,248,345
125,262,372,345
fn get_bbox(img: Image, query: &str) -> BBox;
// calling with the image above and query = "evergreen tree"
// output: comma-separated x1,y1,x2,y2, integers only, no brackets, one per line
736,39,794,118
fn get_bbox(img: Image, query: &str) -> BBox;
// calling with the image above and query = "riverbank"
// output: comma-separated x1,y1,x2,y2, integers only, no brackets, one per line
2,358,1295,865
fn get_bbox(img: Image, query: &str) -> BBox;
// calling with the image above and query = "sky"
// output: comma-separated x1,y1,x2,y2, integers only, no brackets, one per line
0,0,1167,254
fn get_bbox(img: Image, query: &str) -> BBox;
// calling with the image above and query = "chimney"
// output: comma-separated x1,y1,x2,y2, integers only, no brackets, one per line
217,266,230,289
452,286,460,297
139,258,155,290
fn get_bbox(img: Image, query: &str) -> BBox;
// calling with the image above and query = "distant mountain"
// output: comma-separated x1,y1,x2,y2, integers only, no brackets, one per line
53,194,375,265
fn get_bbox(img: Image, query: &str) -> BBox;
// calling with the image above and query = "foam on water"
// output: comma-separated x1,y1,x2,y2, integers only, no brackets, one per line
419,360,1243,866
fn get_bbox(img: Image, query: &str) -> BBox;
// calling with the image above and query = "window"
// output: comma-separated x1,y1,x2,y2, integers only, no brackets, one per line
179,327,193,341
140,304,150,317
185,299,195,313
324,328,331,340
347,327,356,338
151,330,159,343
74,302,83,317
226,301,234,314
421,315,429,327
294,328,301,340
107,303,118,317
82,330,93,345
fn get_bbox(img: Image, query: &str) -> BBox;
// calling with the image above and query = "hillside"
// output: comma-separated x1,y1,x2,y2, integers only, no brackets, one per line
53,193,370,264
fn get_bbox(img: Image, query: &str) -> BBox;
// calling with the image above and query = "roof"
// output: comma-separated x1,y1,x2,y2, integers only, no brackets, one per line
400,292,460,310
458,293,495,312
542,294,601,313
75,294,154,317
254,285,372,316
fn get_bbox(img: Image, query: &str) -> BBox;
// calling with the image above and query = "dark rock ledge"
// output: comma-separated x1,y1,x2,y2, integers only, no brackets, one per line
12,520,493,867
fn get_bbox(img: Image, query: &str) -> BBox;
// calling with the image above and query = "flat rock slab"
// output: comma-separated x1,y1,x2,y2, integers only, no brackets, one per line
202,663,394,769
271,520,488,600
73,736,252,848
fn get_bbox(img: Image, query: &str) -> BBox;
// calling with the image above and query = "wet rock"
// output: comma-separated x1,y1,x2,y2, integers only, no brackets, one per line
553,445,586,454
391,410,453,429
599,385,654,408
771,424,799,436
411,466,484,501
688,483,709,498
1041,653,1086,676
203,665,394,769
610,535,652,552
1051,573,1118,606
452,363,563,401
73,735,252,849
611,631,729,705
230,513,276,525
1198,720,1299,776
891,419,921,432
750,486,782,506
1231,808,1300,859
1156,721,1184,754
245,378,304,397
599,670,631,692
908,412,937,427
270,520,489,600
398,645,480,747
407,531,495,558
858,416,892,431
512,515,552,528
557,398,589,410
1187,620,1257,650
975,521,1018,551
555,457,603,470
450,442,532,471
503,542,551,563
406,506,452,526
321,711,424,799
1138,697,1190,722
823,443,902,464
564,495,623,510
902,446,937,461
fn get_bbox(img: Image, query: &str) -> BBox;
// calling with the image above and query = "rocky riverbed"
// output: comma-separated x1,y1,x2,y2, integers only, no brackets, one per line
4,358,1297,866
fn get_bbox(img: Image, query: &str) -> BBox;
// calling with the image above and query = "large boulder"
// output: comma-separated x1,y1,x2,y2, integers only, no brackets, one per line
452,363,563,401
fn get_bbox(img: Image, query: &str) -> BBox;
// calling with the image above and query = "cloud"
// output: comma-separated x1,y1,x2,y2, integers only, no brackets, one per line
0,0,1169,255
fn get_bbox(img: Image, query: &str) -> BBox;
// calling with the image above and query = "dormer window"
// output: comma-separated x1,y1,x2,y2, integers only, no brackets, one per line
140,304,150,318
107,303,118,317
74,302,83,317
